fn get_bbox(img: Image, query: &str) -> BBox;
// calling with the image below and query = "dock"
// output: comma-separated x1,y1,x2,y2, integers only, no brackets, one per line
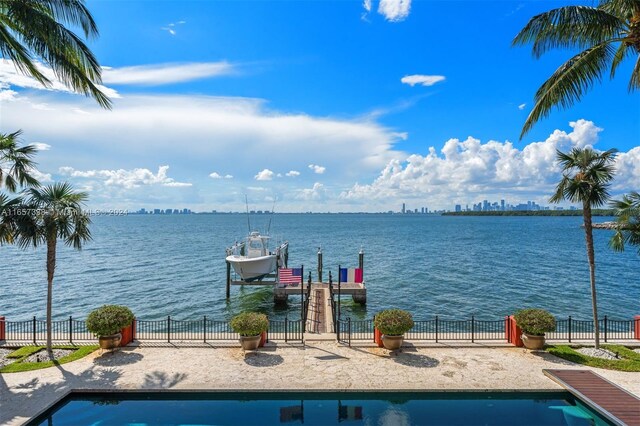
544,369,640,426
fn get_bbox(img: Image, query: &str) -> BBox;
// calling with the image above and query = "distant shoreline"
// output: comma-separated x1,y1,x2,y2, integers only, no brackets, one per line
442,210,615,217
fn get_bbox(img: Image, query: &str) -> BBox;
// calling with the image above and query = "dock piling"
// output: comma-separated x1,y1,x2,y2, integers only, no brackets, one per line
317,248,323,283
225,260,231,300
358,247,364,271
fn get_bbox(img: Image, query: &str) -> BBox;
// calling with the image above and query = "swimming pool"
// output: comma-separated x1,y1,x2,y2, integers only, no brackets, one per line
29,390,613,425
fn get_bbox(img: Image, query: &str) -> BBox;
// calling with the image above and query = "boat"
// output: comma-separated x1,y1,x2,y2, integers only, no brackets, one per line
225,231,288,282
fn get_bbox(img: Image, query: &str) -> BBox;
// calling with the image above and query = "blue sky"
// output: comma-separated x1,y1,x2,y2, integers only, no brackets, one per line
0,0,638,212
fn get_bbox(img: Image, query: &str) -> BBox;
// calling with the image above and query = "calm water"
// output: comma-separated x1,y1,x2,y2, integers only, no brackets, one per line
1,214,638,321
31,391,611,426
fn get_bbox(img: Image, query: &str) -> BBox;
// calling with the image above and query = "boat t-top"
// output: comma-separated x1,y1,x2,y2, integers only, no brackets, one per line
225,231,288,282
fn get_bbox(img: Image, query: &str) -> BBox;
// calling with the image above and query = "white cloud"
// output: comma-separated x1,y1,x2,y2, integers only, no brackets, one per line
0,60,120,99
254,169,275,181
363,0,372,12
102,62,234,86
209,172,233,179
161,20,186,35
518,103,526,110
0,89,18,101
286,170,300,177
378,0,411,22
613,146,640,190
401,75,445,87
32,143,51,151
29,168,53,183
59,165,191,189
296,182,325,201
3,93,403,192
308,164,326,174
340,120,631,209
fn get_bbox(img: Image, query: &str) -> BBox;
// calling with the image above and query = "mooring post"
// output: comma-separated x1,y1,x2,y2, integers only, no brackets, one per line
317,248,323,283
226,260,231,300
338,264,341,321
359,247,364,272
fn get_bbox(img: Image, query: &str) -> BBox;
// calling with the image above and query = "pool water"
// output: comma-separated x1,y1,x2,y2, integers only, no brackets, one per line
30,391,613,426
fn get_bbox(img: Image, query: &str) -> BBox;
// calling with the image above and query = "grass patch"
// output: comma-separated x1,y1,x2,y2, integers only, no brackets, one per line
547,344,640,372
0,345,99,373
6,346,43,359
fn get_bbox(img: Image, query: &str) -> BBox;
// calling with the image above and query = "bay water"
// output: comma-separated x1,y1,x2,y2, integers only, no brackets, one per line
1,214,638,321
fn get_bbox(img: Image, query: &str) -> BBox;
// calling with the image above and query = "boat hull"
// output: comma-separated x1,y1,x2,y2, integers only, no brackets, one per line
226,254,277,282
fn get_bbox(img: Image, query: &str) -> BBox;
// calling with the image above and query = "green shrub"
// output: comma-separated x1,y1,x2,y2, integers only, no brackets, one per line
230,312,268,336
374,309,414,336
86,305,134,337
514,308,556,336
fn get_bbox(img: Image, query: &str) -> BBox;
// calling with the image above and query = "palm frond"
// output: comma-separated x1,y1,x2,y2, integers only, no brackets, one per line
521,42,617,139
598,0,640,20
629,55,640,91
38,0,99,38
512,6,624,58
0,21,51,86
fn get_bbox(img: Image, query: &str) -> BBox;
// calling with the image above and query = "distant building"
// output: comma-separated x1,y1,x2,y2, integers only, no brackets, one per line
153,209,161,215
455,204,461,212
165,209,172,214
402,203,406,214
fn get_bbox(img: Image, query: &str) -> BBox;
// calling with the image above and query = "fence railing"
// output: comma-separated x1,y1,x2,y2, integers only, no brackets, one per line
0,316,304,345
335,316,638,346
547,316,637,342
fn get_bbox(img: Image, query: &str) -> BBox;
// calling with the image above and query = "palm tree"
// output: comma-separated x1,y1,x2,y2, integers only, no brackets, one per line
13,182,91,352
513,0,640,138
609,191,640,254
0,0,111,108
0,130,40,244
0,130,40,192
550,147,617,349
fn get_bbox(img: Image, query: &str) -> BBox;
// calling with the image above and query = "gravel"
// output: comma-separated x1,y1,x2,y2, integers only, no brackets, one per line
577,347,621,360
0,348,16,368
22,349,75,363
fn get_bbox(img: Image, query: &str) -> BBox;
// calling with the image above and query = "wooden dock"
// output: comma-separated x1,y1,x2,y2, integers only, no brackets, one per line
544,369,640,426
272,281,366,304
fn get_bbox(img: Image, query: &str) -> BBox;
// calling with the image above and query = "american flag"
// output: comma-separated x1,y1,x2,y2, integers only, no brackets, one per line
279,268,302,284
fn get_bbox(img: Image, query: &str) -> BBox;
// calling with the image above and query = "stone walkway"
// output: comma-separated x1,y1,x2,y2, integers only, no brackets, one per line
2,342,639,425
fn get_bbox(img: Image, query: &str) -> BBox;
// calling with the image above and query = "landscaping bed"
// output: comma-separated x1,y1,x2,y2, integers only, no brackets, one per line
0,345,98,373
547,344,640,372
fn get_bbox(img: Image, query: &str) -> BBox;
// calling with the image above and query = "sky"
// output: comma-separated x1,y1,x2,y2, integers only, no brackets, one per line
0,0,638,212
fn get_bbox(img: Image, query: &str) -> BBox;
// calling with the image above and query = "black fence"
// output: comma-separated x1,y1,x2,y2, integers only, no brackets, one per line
336,316,639,346
547,316,638,342
0,316,305,345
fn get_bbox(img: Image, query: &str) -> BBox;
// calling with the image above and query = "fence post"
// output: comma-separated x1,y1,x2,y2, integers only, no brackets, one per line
285,317,289,343
203,315,207,343
69,315,73,344
471,315,475,343
348,317,351,347
505,316,510,343
33,316,36,345
568,316,572,343
635,316,640,340
167,315,171,343
604,315,608,343
0,316,5,341
435,315,439,343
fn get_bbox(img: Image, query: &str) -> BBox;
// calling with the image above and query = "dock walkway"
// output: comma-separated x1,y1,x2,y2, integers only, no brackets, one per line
544,369,640,426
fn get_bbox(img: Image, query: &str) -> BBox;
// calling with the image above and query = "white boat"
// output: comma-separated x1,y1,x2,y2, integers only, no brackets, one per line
225,231,288,282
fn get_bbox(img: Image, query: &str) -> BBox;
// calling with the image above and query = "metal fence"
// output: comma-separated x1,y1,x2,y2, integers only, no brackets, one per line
0,316,305,345
335,316,638,346
547,316,637,342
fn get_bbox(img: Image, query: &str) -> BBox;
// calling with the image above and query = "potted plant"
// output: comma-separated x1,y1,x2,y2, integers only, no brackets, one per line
374,309,414,350
86,305,135,349
514,308,556,350
230,312,268,350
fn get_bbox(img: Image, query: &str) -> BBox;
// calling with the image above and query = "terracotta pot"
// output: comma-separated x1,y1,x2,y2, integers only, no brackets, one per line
381,334,404,350
99,332,122,350
239,335,262,350
521,333,546,350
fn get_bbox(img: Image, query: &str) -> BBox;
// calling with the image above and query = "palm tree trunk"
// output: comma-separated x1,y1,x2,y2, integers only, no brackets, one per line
583,202,600,349
46,234,57,352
